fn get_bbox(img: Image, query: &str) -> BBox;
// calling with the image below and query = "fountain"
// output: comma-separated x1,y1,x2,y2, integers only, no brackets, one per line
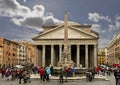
58,11,74,67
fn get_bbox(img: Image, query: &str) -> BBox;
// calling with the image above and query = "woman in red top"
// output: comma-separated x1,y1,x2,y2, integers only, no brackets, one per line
38,67,44,81
96,66,101,75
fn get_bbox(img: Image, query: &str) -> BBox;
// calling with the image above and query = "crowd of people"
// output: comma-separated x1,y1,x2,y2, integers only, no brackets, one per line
0,64,57,84
95,65,112,76
0,65,32,84
95,65,120,85
37,66,76,83
0,64,119,84
0,64,76,84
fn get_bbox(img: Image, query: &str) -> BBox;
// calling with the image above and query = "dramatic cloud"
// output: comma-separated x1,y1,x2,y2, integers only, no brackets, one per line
11,17,44,31
99,38,111,48
91,24,105,33
43,16,61,26
108,15,120,32
0,0,30,17
0,0,61,31
88,12,111,22
115,15,120,28
108,24,116,32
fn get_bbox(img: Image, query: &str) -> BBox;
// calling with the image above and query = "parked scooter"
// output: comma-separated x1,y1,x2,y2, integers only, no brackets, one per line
85,69,95,81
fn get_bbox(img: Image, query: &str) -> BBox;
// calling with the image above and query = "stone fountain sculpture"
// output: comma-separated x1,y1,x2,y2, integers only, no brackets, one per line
58,11,74,67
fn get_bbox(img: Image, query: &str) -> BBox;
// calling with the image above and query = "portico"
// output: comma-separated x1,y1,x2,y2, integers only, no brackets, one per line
33,23,99,68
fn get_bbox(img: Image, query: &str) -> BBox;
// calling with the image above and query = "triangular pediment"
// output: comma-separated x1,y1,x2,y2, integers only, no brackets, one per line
33,24,98,40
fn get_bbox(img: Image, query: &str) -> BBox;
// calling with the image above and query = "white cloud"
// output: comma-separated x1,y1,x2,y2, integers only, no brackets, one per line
23,0,27,2
0,0,61,31
88,12,111,22
31,5,45,17
11,17,44,31
43,16,61,26
115,15,120,28
108,15,120,32
108,24,116,32
91,24,105,33
99,38,110,48
0,0,30,17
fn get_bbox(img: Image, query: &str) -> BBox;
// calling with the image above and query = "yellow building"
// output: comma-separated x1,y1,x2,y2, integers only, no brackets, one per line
107,32,120,66
98,48,106,65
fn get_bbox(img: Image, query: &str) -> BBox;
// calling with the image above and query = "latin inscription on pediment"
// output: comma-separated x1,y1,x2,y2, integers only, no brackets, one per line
36,27,95,39
34,39,97,45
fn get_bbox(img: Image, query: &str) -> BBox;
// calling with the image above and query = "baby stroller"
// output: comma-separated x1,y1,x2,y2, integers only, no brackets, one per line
23,71,31,83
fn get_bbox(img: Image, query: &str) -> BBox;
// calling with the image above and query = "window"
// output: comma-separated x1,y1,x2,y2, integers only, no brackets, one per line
12,53,15,56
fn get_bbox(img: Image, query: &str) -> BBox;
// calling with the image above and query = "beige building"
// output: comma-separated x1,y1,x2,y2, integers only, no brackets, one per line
22,41,35,64
98,48,106,65
107,32,120,66
17,43,27,65
32,21,99,68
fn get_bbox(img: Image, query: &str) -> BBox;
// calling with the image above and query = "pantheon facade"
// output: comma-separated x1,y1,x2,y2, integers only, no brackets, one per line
32,22,99,68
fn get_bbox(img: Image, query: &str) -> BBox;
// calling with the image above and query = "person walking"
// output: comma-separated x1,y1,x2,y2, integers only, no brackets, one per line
72,66,76,77
18,69,23,84
59,68,64,83
1,67,5,78
38,66,44,82
64,66,68,82
96,66,101,75
114,69,120,85
43,67,47,81
46,66,51,81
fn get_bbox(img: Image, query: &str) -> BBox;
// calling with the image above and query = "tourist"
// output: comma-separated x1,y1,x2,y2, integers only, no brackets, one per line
67,66,72,77
5,69,12,80
64,66,68,82
96,66,101,75
50,65,53,75
46,66,51,81
1,67,5,78
25,71,31,83
22,71,28,83
32,66,38,74
18,69,23,84
38,66,44,82
114,69,120,85
59,68,64,83
11,69,16,80
43,67,47,81
72,66,76,77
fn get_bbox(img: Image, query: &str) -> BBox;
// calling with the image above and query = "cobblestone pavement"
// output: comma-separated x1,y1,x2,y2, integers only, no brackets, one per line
0,78,111,85
0,74,115,85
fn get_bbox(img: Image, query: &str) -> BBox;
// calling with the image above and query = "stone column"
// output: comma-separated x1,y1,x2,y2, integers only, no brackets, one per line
85,45,88,68
51,45,54,66
94,45,97,67
77,45,80,67
69,45,71,59
42,45,45,67
59,45,62,62
34,46,38,66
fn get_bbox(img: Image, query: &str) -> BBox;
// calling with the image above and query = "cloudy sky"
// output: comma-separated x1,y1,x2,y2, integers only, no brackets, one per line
0,0,120,48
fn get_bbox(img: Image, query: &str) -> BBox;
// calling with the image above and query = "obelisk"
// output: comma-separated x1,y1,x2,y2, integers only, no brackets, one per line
58,11,74,67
